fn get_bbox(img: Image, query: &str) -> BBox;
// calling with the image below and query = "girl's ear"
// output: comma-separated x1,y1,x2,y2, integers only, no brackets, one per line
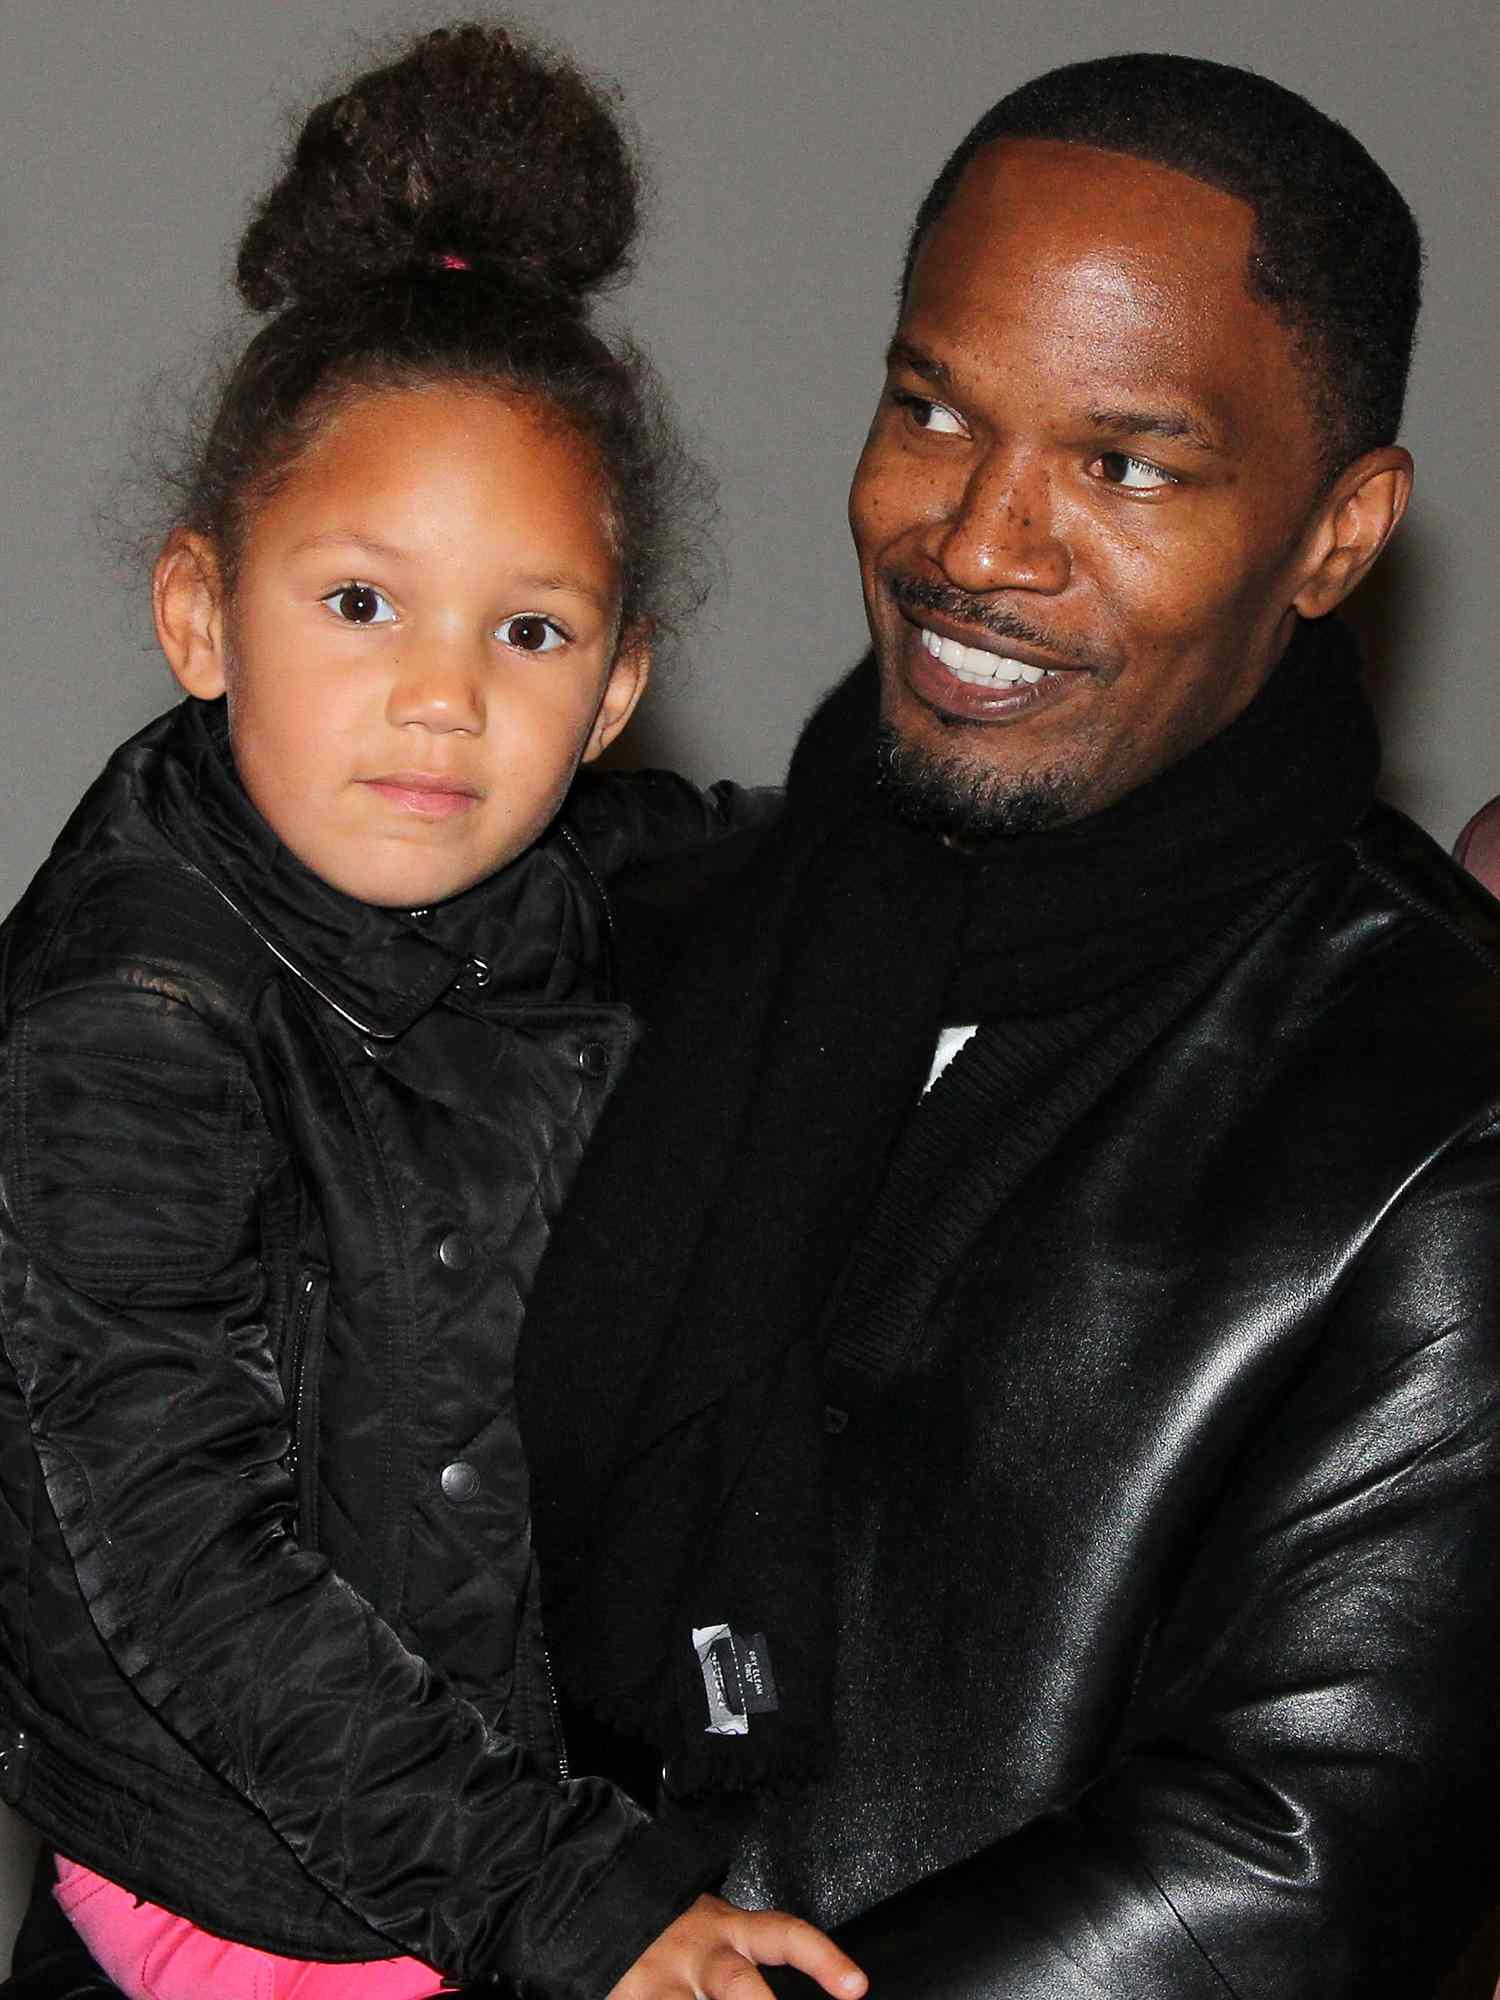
582,622,653,762
154,531,229,699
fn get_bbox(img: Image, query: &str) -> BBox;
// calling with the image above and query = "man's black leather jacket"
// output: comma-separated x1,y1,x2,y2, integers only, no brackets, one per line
0,700,740,1995
721,804,1500,1996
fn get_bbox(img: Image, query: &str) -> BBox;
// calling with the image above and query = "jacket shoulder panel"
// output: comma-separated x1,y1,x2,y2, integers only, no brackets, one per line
2,861,278,1294
5,853,276,1028
3,984,266,1296
1210,805,1500,1114
1345,802,1500,979
1293,804,1500,1118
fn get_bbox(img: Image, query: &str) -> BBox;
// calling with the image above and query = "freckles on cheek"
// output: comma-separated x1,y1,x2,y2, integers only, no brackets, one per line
855,469,889,518
1094,542,1164,624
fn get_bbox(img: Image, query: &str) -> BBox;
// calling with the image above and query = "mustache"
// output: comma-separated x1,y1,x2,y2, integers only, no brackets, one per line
885,573,1104,675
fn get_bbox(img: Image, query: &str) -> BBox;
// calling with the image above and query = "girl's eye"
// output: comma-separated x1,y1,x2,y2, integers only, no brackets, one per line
893,390,967,437
498,615,566,654
1094,452,1178,492
322,583,396,625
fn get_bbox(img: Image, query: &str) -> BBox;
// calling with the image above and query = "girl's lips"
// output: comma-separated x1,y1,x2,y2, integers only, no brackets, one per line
360,775,481,819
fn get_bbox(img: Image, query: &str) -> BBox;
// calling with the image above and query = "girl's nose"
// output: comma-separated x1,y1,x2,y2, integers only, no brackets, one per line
385,645,486,733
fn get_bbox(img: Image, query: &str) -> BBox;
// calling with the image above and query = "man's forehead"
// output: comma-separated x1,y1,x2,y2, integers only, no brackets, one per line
909,137,1260,315
896,136,1303,455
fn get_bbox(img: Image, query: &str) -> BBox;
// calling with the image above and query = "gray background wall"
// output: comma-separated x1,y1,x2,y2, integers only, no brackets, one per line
0,0,1495,1966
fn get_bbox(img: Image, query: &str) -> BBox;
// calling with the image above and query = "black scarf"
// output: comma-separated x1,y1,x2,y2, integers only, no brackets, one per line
516,616,1379,1795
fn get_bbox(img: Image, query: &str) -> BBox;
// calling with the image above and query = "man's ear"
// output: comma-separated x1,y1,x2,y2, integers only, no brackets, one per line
154,530,229,698
582,621,653,762
1292,447,1413,620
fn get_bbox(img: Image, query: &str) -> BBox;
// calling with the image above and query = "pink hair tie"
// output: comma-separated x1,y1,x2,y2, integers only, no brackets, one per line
438,253,470,271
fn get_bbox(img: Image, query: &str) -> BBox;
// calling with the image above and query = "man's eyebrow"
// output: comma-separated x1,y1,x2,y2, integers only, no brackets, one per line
1086,405,1225,454
883,348,1225,456
884,339,955,392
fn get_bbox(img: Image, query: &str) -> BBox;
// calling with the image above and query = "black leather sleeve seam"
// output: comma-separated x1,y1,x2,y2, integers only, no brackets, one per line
1352,844,1500,985
1137,1861,1243,1997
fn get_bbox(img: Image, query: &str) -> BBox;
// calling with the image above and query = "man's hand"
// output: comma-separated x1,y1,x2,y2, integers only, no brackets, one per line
608,1892,867,2000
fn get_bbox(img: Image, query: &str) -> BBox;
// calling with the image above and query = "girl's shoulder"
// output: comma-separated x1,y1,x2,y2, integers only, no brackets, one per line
0,728,284,1292
2,710,272,1033
570,775,785,1011
564,766,781,881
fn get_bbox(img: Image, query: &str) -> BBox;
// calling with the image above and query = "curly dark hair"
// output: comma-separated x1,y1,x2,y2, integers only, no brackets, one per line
902,54,1423,478
175,22,710,642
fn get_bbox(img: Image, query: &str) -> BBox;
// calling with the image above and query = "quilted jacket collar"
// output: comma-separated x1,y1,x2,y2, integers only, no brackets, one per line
137,697,603,1038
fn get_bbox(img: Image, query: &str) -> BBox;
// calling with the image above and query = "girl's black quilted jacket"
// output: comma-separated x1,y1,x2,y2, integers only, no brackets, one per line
0,697,744,1995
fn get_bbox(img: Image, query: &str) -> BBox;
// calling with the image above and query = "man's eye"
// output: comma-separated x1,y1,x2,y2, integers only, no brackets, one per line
321,583,396,625
498,614,566,654
893,391,966,437
1094,452,1178,492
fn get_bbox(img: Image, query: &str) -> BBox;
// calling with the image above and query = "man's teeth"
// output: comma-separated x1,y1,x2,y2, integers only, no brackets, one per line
920,626,1056,686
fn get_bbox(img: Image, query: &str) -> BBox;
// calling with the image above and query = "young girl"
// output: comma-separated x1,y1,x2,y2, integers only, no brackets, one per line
0,25,863,2000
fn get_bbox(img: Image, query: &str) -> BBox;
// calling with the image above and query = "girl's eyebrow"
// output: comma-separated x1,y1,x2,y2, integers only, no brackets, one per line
291,534,614,613
513,570,614,612
290,530,410,562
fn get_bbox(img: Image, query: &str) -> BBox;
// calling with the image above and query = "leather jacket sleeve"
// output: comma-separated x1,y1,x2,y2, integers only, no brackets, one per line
0,978,720,1996
817,1125,1500,1998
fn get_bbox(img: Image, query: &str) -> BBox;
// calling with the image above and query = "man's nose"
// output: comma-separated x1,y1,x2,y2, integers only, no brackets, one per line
930,447,1070,596
385,639,486,733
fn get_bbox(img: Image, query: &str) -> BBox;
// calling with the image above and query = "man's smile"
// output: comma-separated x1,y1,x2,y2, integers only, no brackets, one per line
880,570,1109,726
891,588,1097,727
919,626,1061,686
902,618,1081,724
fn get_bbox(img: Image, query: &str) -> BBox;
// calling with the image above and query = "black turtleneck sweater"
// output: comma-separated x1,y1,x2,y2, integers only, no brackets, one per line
520,615,1381,1796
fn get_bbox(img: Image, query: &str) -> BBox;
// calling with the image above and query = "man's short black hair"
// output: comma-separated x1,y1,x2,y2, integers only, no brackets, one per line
903,54,1422,478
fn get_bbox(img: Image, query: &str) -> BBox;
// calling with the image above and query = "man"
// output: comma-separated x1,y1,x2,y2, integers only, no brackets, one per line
520,55,1500,1998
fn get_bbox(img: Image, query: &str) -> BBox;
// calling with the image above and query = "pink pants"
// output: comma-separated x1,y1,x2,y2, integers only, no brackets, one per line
54,1857,448,2000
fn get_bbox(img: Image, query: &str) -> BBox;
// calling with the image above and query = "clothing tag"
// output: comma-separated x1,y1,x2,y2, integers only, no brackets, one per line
736,1632,779,1714
692,1625,780,1735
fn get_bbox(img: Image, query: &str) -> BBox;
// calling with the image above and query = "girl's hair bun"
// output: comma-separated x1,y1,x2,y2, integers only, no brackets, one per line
236,22,639,316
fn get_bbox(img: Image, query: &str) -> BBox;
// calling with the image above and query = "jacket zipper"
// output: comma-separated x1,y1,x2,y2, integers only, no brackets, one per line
542,1641,570,1785
283,1272,318,1483
558,824,613,948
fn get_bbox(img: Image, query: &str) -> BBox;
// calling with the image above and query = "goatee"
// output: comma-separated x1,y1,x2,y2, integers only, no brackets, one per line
874,725,1078,841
